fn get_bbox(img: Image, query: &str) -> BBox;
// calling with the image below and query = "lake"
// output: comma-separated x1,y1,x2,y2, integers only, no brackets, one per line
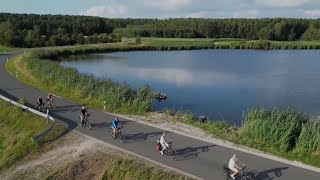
60,50,320,124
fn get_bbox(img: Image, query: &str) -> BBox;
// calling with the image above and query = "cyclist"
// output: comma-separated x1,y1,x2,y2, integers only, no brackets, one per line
160,132,170,155
36,96,44,111
111,117,120,139
228,154,246,179
80,106,89,125
47,93,55,109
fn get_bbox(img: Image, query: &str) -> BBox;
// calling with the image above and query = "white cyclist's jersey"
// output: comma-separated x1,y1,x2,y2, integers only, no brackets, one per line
160,135,166,144
228,157,237,169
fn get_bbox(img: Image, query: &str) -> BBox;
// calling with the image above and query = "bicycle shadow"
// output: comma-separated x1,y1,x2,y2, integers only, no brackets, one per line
90,122,109,129
51,104,82,113
249,167,288,180
173,145,215,161
124,132,163,143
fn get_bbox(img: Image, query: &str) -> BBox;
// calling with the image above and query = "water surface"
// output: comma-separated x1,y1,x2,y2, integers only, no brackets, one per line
60,50,320,124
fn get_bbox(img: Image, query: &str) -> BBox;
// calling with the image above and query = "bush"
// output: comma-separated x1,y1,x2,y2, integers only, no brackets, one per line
239,107,308,153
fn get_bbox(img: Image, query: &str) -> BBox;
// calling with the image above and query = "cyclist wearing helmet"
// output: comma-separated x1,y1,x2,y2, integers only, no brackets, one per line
47,93,55,109
111,117,120,138
80,106,89,125
36,96,44,111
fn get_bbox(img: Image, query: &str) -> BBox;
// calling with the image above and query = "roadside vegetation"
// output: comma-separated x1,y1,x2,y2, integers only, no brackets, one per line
47,154,190,180
0,46,19,54
0,99,64,171
182,107,320,167
5,44,155,114
5,42,320,168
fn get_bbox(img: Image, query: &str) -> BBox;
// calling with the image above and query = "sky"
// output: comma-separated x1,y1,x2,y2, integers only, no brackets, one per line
0,0,320,19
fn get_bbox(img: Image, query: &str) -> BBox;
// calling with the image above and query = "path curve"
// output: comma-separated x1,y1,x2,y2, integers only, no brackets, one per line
0,50,319,180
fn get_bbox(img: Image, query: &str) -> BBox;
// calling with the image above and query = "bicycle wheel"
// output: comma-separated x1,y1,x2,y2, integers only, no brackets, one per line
241,176,253,180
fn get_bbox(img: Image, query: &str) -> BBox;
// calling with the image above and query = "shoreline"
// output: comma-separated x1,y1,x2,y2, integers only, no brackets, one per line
4,44,320,169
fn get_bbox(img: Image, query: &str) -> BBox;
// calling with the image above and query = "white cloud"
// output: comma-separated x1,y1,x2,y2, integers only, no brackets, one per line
85,4,128,17
185,10,259,18
256,0,310,7
143,0,193,11
233,10,260,18
304,9,320,18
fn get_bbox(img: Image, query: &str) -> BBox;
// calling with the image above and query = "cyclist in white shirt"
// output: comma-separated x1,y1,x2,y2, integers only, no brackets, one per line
228,154,245,179
159,132,169,155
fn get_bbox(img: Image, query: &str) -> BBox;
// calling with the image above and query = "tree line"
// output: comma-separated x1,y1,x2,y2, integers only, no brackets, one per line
0,13,320,47
113,18,320,41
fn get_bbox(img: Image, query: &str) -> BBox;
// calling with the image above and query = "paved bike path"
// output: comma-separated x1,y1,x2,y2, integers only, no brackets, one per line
0,52,319,180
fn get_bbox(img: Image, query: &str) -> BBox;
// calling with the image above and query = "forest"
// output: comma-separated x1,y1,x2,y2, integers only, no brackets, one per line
0,13,320,47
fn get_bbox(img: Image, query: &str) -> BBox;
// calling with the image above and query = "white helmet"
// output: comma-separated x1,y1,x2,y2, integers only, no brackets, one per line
82,106,86,110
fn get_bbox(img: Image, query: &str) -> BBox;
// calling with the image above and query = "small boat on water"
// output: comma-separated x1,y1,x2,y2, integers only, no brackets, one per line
154,92,167,100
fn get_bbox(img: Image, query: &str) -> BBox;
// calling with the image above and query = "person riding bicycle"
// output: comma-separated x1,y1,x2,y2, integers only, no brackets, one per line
80,106,89,125
111,117,120,138
36,96,44,111
46,93,55,109
228,154,246,179
160,132,170,155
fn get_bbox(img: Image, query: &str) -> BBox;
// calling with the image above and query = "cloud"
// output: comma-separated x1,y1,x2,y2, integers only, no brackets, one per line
304,9,320,18
256,0,310,7
85,4,128,17
143,0,193,11
185,10,259,18
233,10,259,18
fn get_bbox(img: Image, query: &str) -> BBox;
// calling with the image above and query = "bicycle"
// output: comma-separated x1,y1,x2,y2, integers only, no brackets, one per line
222,165,253,180
109,126,125,143
163,141,176,156
156,140,176,160
79,114,92,129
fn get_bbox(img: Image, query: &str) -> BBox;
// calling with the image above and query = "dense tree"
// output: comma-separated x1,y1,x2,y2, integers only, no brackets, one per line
0,13,319,47
301,27,320,40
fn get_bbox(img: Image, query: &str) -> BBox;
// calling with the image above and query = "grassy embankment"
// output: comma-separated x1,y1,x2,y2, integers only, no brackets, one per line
143,37,320,50
0,99,64,171
5,41,320,167
47,154,190,180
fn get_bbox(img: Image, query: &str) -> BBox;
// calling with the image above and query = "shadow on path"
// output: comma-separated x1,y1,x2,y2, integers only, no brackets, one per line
248,167,289,180
53,104,82,113
49,113,78,140
124,132,163,142
174,145,215,161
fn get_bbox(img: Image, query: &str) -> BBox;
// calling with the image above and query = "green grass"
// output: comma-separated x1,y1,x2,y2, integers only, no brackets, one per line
6,45,155,115
0,46,20,54
142,37,320,50
0,99,65,170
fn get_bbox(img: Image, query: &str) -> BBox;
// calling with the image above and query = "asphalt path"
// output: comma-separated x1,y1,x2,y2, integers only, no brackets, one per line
0,51,319,180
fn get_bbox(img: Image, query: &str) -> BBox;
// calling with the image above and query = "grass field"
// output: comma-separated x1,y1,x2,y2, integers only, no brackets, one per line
0,46,20,54
0,100,64,171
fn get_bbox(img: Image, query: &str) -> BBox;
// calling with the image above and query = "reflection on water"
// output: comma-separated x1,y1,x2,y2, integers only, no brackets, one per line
61,50,320,124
